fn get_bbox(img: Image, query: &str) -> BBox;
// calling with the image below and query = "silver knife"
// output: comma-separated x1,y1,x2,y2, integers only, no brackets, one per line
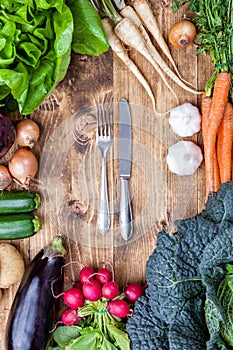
119,98,133,241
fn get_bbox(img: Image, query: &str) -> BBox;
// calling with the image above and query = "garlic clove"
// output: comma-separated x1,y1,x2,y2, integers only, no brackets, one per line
169,103,201,137
166,141,203,176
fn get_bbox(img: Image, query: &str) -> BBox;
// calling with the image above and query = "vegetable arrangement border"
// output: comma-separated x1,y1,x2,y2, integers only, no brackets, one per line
0,0,109,115
127,181,233,349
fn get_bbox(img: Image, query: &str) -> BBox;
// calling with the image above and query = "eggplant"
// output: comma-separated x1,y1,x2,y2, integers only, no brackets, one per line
6,235,66,350
0,113,15,159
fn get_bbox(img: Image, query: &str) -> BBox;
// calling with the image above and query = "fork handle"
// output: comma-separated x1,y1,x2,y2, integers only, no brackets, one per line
98,156,110,234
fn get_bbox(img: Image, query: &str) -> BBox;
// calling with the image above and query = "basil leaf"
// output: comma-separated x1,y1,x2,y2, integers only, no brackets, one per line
66,0,109,56
53,326,81,347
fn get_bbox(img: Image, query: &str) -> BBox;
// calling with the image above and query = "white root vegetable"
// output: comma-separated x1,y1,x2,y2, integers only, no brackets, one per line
169,103,201,137
166,141,203,176
114,16,201,98
102,17,159,112
132,0,197,88
114,17,179,103
0,243,25,288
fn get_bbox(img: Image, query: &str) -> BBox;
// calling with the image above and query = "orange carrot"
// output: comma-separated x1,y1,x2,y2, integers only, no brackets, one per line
213,151,220,192
201,92,217,200
203,71,231,195
217,102,233,183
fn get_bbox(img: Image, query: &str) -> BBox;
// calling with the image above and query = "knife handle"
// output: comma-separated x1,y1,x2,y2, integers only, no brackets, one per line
119,177,133,241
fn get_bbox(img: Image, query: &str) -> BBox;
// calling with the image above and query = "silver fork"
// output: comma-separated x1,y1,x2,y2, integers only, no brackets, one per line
96,101,112,234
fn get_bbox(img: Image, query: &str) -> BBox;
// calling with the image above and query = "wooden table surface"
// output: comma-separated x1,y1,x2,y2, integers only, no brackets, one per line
0,1,212,348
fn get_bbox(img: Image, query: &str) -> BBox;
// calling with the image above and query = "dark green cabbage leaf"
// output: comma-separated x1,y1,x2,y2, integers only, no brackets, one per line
127,182,233,350
0,0,109,114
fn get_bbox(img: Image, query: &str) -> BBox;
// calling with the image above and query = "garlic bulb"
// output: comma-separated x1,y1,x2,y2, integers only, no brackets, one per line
166,141,203,176
169,103,201,137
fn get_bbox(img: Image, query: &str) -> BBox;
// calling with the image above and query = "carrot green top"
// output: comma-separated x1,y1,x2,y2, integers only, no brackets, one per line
172,0,233,97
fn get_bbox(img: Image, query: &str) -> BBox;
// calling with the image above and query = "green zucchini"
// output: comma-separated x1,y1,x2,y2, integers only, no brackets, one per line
0,191,40,214
0,213,41,240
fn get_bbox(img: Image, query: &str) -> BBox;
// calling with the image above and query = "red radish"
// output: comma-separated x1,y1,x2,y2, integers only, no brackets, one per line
96,267,112,285
107,300,130,318
102,281,119,299
125,283,144,303
73,280,83,289
79,266,95,284
61,309,81,326
63,288,85,309
82,279,102,302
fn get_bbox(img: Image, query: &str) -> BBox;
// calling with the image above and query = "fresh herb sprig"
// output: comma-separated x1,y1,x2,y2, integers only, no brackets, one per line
172,0,233,96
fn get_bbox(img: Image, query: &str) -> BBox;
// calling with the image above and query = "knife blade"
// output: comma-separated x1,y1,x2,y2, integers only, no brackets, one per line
119,98,133,241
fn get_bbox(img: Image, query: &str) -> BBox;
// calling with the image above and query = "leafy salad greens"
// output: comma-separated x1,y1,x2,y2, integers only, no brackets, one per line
127,181,233,349
0,0,109,115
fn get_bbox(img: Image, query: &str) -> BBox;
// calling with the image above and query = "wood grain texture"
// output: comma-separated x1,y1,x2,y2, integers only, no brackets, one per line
0,3,211,348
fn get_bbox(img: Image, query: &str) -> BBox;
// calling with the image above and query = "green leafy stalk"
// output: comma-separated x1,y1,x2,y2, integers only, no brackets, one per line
49,299,130,349
172,0,233,96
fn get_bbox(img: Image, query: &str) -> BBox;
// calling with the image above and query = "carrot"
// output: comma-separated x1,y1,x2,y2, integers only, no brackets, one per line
203,71,231,196
102,17,159,112
202,92,214,199
132,0,196,88
217,102,233,183
202,92,220,198
213,151,221,192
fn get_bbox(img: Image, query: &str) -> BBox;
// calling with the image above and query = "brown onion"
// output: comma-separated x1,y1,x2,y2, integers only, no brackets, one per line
168,20,196,48
0,165,12,190
16,119,40,148
8,149,38,188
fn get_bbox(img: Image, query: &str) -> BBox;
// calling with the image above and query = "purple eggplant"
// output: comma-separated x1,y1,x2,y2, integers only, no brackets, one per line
6,235,66,350
0,113,15,159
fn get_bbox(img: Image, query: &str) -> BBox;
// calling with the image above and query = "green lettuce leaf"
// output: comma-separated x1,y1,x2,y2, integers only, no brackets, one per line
0,0,109,114
66,0,109,56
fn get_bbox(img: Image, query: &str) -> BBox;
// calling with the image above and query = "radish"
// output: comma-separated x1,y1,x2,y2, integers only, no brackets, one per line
125,283,144,303
79,266,95,284
102,281,119,299
107,299,130,318
62,288,85,309
73,280,83,289
61,308,81,326
82,279,102,301
96,267,112,285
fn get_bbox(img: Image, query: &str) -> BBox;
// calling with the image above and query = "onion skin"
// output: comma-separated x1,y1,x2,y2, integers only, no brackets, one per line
0,165,12,190
8,149,38,188
16,119,40,148
168,20,197,48
0,113,16,159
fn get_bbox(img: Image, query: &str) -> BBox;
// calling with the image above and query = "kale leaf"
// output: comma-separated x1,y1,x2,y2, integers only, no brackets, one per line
127,182,233,349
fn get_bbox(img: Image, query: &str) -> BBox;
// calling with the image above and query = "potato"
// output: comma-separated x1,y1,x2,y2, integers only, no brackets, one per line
0,243,25,288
